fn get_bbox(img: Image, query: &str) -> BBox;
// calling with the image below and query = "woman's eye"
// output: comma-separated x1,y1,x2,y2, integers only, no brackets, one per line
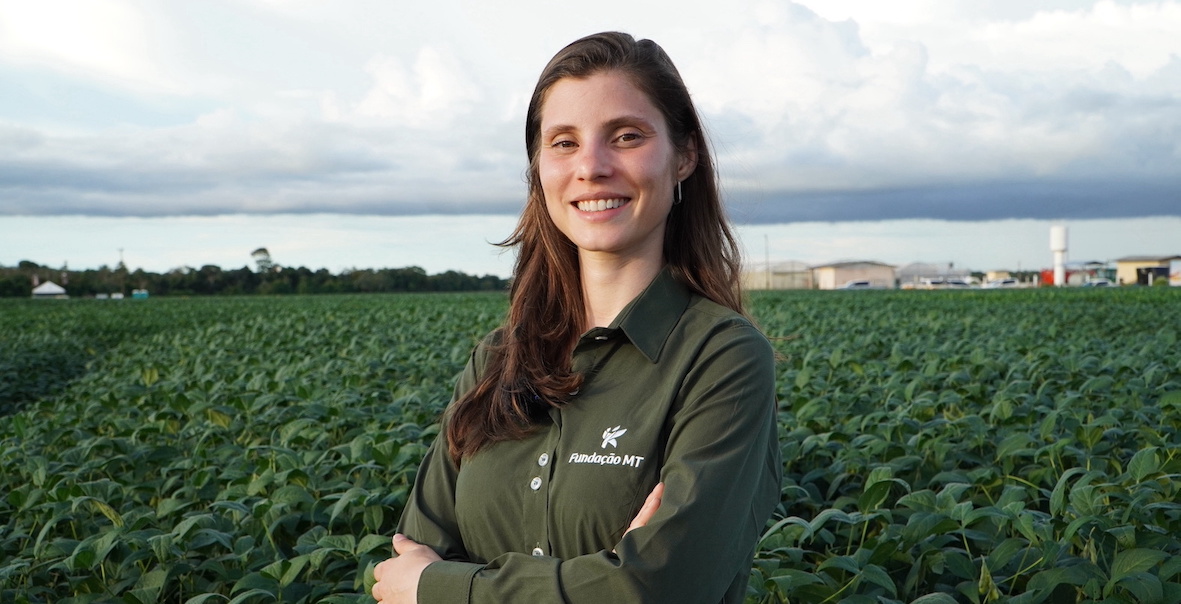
551,140,576,149
618,132,642,143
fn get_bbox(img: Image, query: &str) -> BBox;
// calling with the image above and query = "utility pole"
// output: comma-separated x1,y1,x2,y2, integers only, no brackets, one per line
118,248,126,295
764,234,770,290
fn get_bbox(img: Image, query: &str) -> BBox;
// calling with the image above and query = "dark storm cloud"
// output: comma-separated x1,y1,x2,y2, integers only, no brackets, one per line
731,179,1181,224
0,118,526,217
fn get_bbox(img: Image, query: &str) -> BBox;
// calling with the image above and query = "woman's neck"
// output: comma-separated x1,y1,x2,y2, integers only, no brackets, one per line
578,252,664,330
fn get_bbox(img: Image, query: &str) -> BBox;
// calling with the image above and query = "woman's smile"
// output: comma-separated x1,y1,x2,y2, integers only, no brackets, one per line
574,197,629,213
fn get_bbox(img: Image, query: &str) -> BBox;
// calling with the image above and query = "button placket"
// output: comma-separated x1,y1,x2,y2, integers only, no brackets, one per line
522,429,556,554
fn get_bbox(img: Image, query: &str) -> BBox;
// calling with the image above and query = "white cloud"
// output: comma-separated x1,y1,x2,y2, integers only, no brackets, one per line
677,0,1181,195
354,46,484,127
804,0,1181,78
972,1,1181,78
0,0,185,94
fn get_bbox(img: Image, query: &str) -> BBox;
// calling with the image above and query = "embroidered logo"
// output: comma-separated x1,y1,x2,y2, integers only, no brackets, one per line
568,425,643,468
601,426,627,449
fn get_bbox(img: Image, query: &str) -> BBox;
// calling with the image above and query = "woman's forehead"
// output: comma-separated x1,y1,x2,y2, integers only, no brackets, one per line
539,72,663,130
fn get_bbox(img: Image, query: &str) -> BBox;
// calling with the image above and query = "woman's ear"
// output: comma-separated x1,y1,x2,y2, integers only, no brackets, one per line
676,135,698,181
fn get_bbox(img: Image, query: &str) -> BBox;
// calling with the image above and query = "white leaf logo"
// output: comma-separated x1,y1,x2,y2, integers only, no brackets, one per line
601,426,627,449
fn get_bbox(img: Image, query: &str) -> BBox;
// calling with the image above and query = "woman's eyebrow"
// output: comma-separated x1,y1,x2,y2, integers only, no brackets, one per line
541,115,659,140
541,124,575,140
602,115,657,132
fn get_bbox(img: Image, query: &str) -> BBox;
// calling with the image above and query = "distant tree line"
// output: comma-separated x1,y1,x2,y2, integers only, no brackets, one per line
0,260,508,298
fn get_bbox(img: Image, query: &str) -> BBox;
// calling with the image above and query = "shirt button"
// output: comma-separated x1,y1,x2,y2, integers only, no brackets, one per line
532,547,544,557
530,477,542,491
538,453,549,466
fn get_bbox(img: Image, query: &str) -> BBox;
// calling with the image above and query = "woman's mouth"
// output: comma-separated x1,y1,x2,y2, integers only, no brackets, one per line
575,198,629,212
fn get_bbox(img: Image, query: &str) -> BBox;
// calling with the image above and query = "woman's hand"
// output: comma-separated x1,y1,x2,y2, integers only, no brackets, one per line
626,482,664,536
372,533,442,604
615,482,664,553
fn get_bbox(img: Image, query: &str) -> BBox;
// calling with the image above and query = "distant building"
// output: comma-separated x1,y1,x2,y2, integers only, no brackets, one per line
1039,261,1105,286
1115,255,1181,285
742,261,813,290
897,262,971,288
812,261,896,290
32,281,69,299
1070,261,1116,285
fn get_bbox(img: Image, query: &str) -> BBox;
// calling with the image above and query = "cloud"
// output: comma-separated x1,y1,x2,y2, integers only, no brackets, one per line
693,1,1181,221
355,47,485,127
731,178,1181,224
0,0,1178,222
0,0,185,94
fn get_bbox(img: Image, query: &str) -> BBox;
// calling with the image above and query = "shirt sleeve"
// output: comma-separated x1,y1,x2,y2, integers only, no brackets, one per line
408,322,782,604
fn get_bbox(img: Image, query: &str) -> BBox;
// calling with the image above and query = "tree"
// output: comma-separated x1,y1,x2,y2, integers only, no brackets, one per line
252,248,275,273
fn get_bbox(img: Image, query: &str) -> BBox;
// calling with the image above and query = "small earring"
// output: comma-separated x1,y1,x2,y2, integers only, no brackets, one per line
674,180,683,205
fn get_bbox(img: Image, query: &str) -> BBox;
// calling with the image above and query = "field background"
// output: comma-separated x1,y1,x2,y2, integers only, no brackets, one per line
2,288,1179,603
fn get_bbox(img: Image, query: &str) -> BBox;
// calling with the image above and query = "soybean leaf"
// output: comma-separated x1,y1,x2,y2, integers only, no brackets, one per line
1128,447,1160,482
1111,549,1170,583
909,594,958,604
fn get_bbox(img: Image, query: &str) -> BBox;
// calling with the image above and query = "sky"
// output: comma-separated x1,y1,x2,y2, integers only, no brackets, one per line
1,0,1179,276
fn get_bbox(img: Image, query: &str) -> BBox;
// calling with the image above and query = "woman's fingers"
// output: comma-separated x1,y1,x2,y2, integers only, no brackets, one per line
392,533,418,555
626,482,664,535
372,534,441,603
614,483,665,554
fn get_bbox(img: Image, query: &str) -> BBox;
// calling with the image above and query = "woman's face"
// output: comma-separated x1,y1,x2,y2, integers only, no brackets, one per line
537,71,695,263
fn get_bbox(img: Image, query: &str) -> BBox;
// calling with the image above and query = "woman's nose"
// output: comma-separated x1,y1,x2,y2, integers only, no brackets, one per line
575,141,613,181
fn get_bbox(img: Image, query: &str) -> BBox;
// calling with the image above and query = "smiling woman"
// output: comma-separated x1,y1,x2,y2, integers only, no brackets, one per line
370,32,781,604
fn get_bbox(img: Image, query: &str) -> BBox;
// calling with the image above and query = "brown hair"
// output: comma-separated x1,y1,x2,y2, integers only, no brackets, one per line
444,31,745,462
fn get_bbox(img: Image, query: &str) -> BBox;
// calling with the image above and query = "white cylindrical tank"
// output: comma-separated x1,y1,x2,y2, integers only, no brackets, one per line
1050,225,1067,252
1050,225,1068,286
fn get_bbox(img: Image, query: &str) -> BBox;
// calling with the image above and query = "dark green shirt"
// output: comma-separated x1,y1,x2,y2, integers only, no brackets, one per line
397,269,781,603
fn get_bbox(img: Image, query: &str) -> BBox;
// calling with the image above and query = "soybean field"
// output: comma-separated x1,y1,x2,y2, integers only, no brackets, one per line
1,287,1179,603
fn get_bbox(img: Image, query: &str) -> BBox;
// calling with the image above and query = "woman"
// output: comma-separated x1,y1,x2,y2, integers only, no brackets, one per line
372,31,781,603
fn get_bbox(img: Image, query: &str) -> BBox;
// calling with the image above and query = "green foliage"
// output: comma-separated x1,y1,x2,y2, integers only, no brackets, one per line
751,287,1181,603
1,294,503,602
2,287,1179,603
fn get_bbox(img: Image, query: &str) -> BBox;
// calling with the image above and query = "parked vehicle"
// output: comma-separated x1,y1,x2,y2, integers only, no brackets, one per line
983,278,1020,289
919,278,974,289
838,280,883,290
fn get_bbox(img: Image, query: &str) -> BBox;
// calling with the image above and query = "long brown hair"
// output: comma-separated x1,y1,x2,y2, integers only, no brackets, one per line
445,31,745,462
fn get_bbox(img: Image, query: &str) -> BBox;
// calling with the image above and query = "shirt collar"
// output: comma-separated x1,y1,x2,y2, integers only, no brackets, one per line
607,266,691,364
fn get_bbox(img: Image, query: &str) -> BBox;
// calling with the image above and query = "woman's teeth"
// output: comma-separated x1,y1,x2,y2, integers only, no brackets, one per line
576,198,627,212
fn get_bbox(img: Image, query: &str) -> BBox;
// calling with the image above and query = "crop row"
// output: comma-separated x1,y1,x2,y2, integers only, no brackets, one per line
1,287,1179,603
